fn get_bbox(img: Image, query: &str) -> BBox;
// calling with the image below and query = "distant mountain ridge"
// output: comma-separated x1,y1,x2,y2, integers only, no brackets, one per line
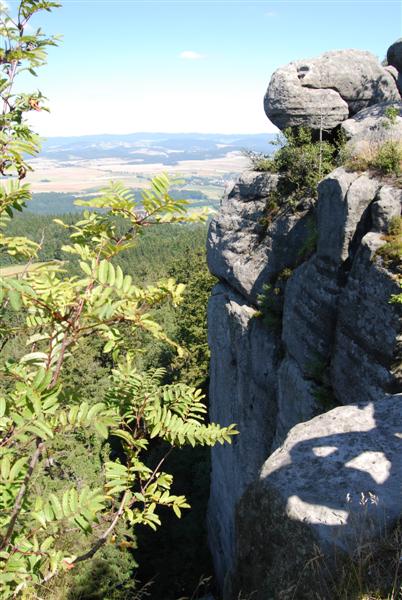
39,132,276,163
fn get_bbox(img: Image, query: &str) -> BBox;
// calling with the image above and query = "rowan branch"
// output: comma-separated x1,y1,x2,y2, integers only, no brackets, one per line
72,490,129,565
0,437,44,550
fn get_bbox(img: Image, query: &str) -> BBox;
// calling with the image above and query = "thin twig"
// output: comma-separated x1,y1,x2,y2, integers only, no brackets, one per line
0,437,44,550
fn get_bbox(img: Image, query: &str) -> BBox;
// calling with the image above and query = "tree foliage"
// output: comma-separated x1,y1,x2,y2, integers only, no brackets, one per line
244,127,342,212
0,3,237,597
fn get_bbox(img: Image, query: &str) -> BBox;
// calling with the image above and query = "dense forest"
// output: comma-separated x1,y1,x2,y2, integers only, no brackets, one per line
27,189,213,215
1,212,216,599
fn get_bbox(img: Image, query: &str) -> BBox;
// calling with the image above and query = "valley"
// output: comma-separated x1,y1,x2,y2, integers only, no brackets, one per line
26,132,275,213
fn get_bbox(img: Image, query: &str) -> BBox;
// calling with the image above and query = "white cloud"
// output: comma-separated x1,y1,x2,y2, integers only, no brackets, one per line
179,50,205,60
264,11,277,17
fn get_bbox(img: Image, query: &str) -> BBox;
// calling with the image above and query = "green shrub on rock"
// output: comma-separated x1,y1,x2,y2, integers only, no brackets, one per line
375,140,402,175
246,128,341,217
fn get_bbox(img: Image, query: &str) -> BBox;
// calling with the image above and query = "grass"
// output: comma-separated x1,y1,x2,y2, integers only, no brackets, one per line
330,521,402,599
345,140,402,182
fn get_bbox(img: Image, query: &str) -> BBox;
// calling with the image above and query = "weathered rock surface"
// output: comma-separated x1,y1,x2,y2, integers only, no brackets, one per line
317,168,381,264
387,39,402,73
208,172,402,592
281,170,386,379
265,50,400,132
282,255,340,373
331,232,402,404
341,102,402,156
230,396,402,599
207,282,279,584
207,171,314,304
371,185,402,232
272,356,318,449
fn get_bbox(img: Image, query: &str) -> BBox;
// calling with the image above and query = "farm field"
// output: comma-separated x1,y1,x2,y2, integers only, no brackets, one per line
27,152,249,194
23,132,275,213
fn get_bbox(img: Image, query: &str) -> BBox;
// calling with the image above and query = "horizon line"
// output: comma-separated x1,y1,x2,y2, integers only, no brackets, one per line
40,130,277,140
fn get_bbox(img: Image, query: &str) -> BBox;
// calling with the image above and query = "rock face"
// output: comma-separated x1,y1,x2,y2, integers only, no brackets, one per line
207,171,313,304
264,50,400,132
207,164,402,594
207,40,402,599
207,80,402,595
207,283,278,583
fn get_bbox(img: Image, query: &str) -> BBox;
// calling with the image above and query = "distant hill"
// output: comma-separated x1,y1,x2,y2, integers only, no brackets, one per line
39,132,276,163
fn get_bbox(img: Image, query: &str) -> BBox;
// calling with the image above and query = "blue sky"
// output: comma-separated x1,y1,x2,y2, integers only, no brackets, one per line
10,0,402,136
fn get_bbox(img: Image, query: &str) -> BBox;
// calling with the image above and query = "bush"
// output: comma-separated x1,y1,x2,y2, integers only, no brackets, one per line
347,141,402,177
273,128,338,201
345,106,402,178
374,140,402,175
246,128,342,218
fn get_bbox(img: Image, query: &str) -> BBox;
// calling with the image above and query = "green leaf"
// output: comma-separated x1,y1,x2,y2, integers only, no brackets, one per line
107,262,115,286
1,455,11,480
79,260,92,276
9,457,27,482
49,493,63,520
8,289,21,311
98,260,108,284
21,351,48,365
115,265,124,289
69,488,79,514
74,514,91,533
94,421,109,439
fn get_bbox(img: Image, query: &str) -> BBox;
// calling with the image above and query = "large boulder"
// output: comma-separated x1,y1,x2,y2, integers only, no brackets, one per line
229,395,402,599
265,50,400,132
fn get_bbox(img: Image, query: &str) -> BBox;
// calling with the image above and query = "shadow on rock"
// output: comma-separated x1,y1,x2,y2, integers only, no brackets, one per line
228,396,402,599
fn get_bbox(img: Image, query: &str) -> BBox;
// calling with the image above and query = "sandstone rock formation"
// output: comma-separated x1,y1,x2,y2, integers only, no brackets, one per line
207,41,402,600
341,101,402,157
207,172,313,304
264,50,400,132
207,165,402,596
207,283,278,583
